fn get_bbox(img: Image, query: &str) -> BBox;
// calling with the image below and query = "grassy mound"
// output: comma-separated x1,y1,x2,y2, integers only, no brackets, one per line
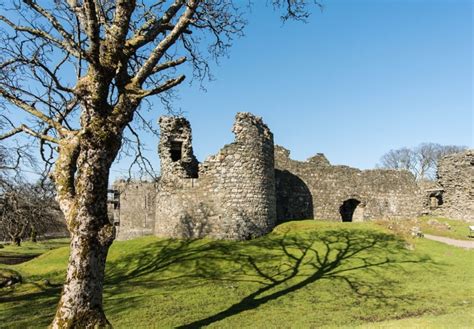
1,221,473,328
0,239,70,266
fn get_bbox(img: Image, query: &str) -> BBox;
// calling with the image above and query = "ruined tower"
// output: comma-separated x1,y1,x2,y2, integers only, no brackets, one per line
198,112,277,239
154,112,277,240
158,116,199,179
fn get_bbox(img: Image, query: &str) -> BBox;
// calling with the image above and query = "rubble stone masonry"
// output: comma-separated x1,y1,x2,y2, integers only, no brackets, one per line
153,112,276,240
436,150,474,221
274,146,422,222
114,113,472,241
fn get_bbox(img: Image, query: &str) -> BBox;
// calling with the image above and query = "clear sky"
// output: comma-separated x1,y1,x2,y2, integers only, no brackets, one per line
110,0,471,179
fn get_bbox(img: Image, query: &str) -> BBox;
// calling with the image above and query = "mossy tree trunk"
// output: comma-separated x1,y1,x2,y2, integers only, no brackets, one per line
51,118,123,327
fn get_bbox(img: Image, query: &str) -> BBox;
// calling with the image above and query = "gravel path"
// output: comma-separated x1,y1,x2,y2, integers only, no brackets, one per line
424,234,474,249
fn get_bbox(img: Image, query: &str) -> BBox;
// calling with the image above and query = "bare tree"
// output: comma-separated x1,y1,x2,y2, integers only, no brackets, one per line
379,143,467,180
0,180,64,245
0,135,37,186
0,145,64,244
0,1,322,326
1,186,33,245
379,147,416,175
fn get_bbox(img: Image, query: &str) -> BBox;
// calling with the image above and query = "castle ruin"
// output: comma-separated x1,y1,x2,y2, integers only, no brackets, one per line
115,113,276,240
274,146,422,223
426,150,474,221
113,113,473,241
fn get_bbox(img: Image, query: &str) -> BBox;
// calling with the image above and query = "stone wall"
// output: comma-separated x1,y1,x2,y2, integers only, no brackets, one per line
417,179,444,215
114,112,471,241
435,150,474,221
153,112,276,240
275,146,422,222
114,181,158,240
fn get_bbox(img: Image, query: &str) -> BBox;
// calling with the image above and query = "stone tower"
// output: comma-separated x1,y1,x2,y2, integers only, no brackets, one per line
154,112,277,240
210,112,277,238
158,116,199,179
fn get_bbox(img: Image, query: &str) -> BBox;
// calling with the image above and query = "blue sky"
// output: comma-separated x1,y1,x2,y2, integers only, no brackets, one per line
112,0,472,179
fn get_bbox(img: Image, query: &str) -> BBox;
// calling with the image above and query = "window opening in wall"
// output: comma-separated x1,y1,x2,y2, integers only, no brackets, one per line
339,198,361,222
170,141,183,162
429,192,443,209
436,194,443,206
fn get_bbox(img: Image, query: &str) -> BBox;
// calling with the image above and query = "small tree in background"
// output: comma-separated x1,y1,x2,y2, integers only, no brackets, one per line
0,180,64,245
378,143,467,180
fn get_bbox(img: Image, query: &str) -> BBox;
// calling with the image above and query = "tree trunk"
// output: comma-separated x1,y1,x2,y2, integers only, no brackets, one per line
10,221,28,246
30,227,37,242
51,223,114,328
51,136,118,328
13,235,21,246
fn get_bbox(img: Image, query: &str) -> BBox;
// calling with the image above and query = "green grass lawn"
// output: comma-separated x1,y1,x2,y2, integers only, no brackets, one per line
417,216,474,241
0,238,70,257
0,221,473,328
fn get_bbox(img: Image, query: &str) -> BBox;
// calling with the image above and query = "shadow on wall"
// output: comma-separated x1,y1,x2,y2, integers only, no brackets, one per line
176,202,214,239
275,169,314,222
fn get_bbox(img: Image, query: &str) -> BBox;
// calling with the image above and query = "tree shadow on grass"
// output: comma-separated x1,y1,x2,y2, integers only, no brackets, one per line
0,283,61,327
105,238,237,286
0,228,437,328
174,229,434,328
103,228,436,327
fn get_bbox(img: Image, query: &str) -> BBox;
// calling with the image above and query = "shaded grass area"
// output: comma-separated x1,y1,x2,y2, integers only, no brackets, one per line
417,216,474,241
1,221,473,328
0,239,70,266
0,239,70,257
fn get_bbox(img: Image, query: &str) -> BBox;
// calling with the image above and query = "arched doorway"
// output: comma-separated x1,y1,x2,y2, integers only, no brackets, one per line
429,191,443,210
339,199,361,222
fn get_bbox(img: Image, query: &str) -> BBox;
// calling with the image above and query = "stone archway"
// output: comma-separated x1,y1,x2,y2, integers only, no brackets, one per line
429,191,444,210
339,198,362,222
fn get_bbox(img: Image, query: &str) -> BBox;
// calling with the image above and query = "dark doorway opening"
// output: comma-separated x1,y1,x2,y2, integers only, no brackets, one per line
436,194,443,206
275,169,314,223
429,192,443,209
170,141,183,162
339,199,361,222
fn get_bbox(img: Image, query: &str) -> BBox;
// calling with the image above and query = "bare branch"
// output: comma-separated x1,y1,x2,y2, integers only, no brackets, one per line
20,125,59,144
32,58,75,93
0,87,68,135
105,0,137,62
66,0,86,25
0,124,58,144
141,75,186,97
126,0,186,52
133,0,200,84
82,0,101,61
125,124,158,179
152,56,187,74
22,0,89,60
0,126,23,140
0,14,82,58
